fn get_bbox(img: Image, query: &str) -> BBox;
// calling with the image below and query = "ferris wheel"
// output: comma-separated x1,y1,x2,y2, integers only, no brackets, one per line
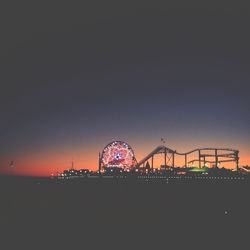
100,141,136,169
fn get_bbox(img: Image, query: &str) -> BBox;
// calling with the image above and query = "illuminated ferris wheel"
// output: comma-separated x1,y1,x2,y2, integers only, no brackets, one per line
100,141,136,169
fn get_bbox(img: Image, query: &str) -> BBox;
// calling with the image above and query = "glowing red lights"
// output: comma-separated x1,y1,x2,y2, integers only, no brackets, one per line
100,141,136,169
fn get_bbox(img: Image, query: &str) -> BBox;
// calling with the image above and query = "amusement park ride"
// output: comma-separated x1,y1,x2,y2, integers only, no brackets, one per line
98,140,240,172
56,140,248,180
136,146,239,171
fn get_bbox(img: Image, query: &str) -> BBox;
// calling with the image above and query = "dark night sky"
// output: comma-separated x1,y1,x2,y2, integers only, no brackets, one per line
0,1,250,175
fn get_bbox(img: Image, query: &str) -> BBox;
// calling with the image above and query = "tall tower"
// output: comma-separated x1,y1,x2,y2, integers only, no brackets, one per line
71,160,74,170
98,152,101,174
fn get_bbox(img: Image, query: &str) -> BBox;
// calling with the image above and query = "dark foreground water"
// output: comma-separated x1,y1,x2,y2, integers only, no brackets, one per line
0,176,249,249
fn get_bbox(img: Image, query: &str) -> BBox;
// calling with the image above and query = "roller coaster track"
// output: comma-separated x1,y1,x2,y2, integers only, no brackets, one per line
136,145,239,171
239,166,250,173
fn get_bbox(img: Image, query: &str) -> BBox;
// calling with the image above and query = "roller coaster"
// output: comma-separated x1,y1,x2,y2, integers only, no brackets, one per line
136,145,239,171
56,142,247,179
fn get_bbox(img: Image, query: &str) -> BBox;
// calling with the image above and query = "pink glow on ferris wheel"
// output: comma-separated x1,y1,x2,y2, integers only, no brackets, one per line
101,141,136,169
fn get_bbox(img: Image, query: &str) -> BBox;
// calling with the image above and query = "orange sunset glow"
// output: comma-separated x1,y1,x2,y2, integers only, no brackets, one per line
1,135,249,176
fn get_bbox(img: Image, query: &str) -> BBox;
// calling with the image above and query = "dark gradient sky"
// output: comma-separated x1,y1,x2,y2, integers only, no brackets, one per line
1,1,250,175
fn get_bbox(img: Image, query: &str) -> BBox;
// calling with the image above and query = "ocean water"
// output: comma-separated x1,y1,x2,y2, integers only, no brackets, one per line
0,176,249,249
